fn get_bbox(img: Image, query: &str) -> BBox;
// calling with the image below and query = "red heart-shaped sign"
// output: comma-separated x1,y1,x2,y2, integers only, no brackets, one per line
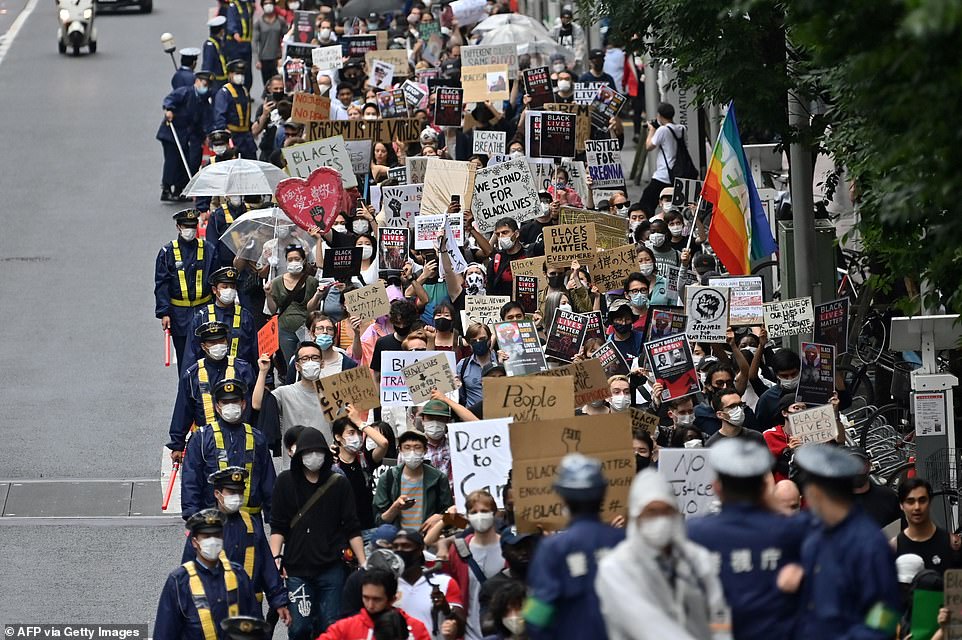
275,167,347,233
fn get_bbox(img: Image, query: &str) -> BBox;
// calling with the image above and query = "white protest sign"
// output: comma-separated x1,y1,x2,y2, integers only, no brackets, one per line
438,216,469,278
473,130,507,156
584,138,625,190
380,350,457,407
659,448,717,518
461,43,519,79
377,183,423,228
414,214,446,250
449,0,487,26
708,276,764,326
764,297,815,338
282,135,358,189
785,404,838,445
406,156,429,184
574,82,606,105
345,140,371,176
684,286,730,343
402,353,457,405
461,295,511,330
312,45,344,70
471,157,540,233
449,418,513,511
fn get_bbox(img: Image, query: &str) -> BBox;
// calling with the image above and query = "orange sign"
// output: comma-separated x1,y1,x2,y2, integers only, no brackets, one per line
257,316,279,357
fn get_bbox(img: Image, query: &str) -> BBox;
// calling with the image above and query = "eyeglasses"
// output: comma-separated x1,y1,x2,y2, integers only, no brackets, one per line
723,401,746,412
298,355,322,363
315,326,337,335
626,288,648,295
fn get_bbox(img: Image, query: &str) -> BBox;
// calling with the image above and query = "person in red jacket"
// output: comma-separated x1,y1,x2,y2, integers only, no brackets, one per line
763,393,845,482
319,568,431,640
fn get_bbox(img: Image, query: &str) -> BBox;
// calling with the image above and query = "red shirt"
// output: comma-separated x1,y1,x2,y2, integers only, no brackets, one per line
318,608,431,640
763,424,790,482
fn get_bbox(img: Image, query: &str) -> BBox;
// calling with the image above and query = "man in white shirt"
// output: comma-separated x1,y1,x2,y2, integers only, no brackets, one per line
640,102,686,216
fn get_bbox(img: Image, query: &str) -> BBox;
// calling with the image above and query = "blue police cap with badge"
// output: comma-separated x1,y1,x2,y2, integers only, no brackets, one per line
173,208,201,226
794,444,862,482
220,616,269,640
227,59,247,73
186,508,225,535
213,378,247,402
554,453,607,502
195,320,230,342
209,266,239,286
208,466,248,490
709,438,774,478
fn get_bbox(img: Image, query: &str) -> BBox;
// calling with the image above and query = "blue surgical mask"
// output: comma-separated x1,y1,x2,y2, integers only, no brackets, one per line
315,334,334,350
631,292,649,307
196,84,209,96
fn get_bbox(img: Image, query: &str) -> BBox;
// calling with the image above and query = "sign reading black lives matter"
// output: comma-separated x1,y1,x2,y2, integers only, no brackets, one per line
684,286,730,343
471,157,540,233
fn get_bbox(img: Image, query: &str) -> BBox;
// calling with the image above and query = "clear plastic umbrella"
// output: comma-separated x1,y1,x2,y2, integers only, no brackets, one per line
219,208,315,274
183,159,289,197
470,20,575,66
470,13,547,34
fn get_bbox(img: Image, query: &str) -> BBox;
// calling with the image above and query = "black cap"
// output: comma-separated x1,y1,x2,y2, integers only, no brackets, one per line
560,7,573,17
195,320,230,341
227,59,246,73
213,378,247,401
368,11,379,20
208,466,248,490
398,429,428,448
209,266,239,286
220,617,270,640
173,209,201,225
186,508,225,535
209,129,231,145
194,71,213,82
393,528,425,548
481,363,506,377
589,48,604,60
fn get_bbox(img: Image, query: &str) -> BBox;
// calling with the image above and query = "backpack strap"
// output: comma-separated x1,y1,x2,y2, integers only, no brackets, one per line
454,536,488,585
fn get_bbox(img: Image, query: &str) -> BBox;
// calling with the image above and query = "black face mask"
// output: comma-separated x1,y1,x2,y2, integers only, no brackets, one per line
396,548,422,570
434,317,453,332
547,274,565,290
612,322,633,335
635,454,651,473
394,324,412,337
271,91,286,103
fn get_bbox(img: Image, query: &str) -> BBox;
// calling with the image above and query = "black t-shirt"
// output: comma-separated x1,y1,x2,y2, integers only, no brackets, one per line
335,449,375,529
854,483,901,527
896,526,961,574
520,218,551,256
371,333,404,374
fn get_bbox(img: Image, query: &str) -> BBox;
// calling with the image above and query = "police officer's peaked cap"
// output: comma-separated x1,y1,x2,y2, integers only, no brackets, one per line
173,208,201,225
194,71,213,82
220,616,269,640
794,444,862,480
227,59,247,73
209,129,232,144
186,508,225,534
179,47,201,59
214,378,247,401
207,15,227,28
709,438,773,478
209,266,239,285
554,453,607,501
195,320,230,341
208,466,248,490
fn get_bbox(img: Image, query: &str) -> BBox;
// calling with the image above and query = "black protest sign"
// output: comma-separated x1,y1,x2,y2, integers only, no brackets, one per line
515,275,538,314
495,321,548,377
796,342,836,405
545,308,587,362
814,298,850,355
341,34,377,59
540,112,577,159
591,341,630,377
522,66,554,109
434,87,464,127
646,334,699,402
378,227,409,277
293,11,318,43
582,310,604,344
322,246,362,281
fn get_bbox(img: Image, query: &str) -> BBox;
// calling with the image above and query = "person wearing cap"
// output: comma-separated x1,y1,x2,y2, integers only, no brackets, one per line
339,534,403,618
220,616,271,640
213,60,260,159
579,48,617,91
779,445,901,639
596,468,724,640
852,448,901,527
168,321,256,461
156,209,220,372
182,378,275,521
892,477,962,574
157,73,214,202
204,16,230,94
225,0,254,88
391,528,466,639
763,395,844,482
548,7,585,74
373,429,454,530
154,509,260,640
184,267,258,370
607,298,644,363
269,427,366,637
418,399,456,488
253,1,287,87
321,568,432,640
686,439,807,640
478,526,540,630
183,468,290,627
174,48,202,90
524,454,624,640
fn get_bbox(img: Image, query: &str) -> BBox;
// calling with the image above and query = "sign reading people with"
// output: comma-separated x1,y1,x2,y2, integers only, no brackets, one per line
659,448,716,518
380,351,457,407
539,358,610,406
449,418,513,511
483,376,574,422
471,157,540,233
707,276,763,326
764,297,815,338
684,286,730,343
282,135,357,188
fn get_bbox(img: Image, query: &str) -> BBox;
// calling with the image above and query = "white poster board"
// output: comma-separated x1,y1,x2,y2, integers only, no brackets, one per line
659,448,716,518
282,135,358,188
379,350,458,407
449,417,513,510
471,157,540,233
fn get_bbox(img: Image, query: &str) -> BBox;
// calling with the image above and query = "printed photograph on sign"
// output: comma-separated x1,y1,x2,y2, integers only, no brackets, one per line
414,214,446,250
684,286,730,343
370,60,394,90
645,306,687,342
707,276,763,326
544,308,587,362
796,342,835,405
645,334,699,402
378,228,409,277
494,321,548,376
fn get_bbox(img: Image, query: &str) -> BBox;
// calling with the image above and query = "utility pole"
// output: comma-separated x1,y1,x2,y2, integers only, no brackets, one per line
787,85,816,301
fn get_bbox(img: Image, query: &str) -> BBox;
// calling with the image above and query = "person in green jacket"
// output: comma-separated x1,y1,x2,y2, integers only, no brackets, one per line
373,429,454,530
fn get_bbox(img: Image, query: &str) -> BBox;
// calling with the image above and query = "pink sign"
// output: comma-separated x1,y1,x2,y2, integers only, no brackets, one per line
275,166,347,233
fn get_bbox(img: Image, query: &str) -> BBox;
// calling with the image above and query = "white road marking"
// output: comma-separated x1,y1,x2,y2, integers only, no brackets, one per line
0,0,41,67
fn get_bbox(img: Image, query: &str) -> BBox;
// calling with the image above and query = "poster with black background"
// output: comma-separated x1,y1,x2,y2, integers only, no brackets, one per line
515,275,538,314
646,334,699,401
545,308,587,362
434,87,464,127
522,66,554,109
323,246,362,281
796,342,836,405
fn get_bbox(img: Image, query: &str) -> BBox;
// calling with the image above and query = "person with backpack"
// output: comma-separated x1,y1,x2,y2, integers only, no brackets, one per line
640,102,698,216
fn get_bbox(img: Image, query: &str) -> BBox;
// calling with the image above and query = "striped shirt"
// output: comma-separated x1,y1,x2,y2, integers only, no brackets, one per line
400,475,425,529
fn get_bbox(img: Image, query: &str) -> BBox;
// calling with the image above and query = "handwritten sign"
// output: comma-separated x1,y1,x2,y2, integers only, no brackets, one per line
365,49,410,77
257,316,279,356
544,222,597,268
291,92,331,124
462,295,511,329
402,353,457,405
311,45,343,70
461,64,510,102
684,286,730,343
538,358,609,406
344,281,391,321
484,376,573,422
422,158,477,216
316,366,380,422
380,350,457,407
473,130,507,156
449,418,512,512
708,276,763,326
764,297,815,338
630,408,661,436
591,244,637,293
785,404,838,445
305,119,422,144
584,138,625,190
659,448,716,518
461,43,518,79
945,570,962,639
282,135,357,189
471,157,540,233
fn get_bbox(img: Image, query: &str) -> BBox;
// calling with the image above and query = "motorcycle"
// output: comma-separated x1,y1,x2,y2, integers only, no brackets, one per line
57,0,98,55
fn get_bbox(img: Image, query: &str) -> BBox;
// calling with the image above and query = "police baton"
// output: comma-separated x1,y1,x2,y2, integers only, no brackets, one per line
164,328,171,367
162,431,192,511
167,121,194,179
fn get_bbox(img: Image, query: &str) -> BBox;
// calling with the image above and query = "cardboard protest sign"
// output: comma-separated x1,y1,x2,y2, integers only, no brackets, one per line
646,334,699,402
344,281,391,321
462,64,510,102
257,315,279,356
590,85,627,128
473,130,506,156
558,207,627,250
511,256,547,294
461,44,519,79
543,103,591,152
311,45,343,70
764,297,815,338
341,34,377,58
591,244,637,293
797,342,835,405
514,275,538,314
510,413,633,532
814,298,849,355
433,86,464,127
484,375,573,422
378,227,409,277
708,276,763,326
494,321,548,376
282,135,357,188
380,350,457,406
660,448,717,518
591,341,630,377
785,404,838,445
684,286,730,343
584,138,625,190
646,306,687,342
376,89,408,118
292,10,317,43
539,358,610,406
523,67,554,109
414,214,446,250
672,178,703,206
316,366,380,422
449,418,513,511
406,156,429,184
305,119,422,144
471,157,540,233
462,295,511,329
574,82,607,105
402,352,457,405
322,246,362,281
422,158,477,215
945,570,962,639
631,408,661,437
366,49,410,77
345,140,372,176
545,309,587,362
400,80,430,110
544,222,598,268
291,92,331,124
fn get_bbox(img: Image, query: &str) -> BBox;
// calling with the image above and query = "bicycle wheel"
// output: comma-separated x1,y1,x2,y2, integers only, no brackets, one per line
839,364,875,408
930,489,960,534
856,313,887,364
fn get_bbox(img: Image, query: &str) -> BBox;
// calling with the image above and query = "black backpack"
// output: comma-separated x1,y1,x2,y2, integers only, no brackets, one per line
663,126,699,181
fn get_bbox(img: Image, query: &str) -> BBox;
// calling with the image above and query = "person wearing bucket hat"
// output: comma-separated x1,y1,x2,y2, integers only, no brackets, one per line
419,399,454,486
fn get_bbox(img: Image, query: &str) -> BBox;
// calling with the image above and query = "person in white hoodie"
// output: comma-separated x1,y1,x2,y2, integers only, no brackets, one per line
595,468,727,640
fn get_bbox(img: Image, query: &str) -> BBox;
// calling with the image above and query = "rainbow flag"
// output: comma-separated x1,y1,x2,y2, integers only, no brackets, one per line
703,103,777,275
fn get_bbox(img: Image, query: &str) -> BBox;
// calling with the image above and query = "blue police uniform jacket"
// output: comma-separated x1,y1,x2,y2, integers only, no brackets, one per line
226,0,253,46
795,505,901,640
154,558,260,640
156,86,213,144
213,85,251,130
525,514,625,640
202,37,228,80
172,67,196,90
687,502,810,640
168,356,256,450
155,238,220,337
207,202,248,268
181,510,288,610
184,303,258,372
181,421,275,523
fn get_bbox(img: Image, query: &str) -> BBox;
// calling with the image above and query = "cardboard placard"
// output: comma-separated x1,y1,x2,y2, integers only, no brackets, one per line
433,87,464,128
558,207,627,251
462,295,511,328
366,49,410,78
471,157,540,233
344,281,391,321
630,407,661,436
523,67,555,109
414,214,446,250
538,358,610,405
422,158,477,215
785,404,838,445
282,135,357,189
646,334,699,402
484,376,573,422
514,275,539,314
322,246,362,281
797,342,835,405
584,138,625,190
305,119,422,143
511,256,547,294
402,352,457,405
659,448,717,518
544,308,587,362
291,92,331,124
316,366,380,422
379,350,457,407
376,89,408,118
814,298,850,355
708,276,763,326
544,222,598,268
461,43,519,79
461,64,510,102
257,315,279,356
510,413,633,532
684,286,731,343
591,243,637,293
449,418,513,511
591,342,630,377
406,156,429,184
473,130,506,156
764,297,815,338
345,139,372,176
494,321,548,376
311,45,344,70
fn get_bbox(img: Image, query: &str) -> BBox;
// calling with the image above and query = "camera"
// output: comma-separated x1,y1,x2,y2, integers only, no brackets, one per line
649,119,660,129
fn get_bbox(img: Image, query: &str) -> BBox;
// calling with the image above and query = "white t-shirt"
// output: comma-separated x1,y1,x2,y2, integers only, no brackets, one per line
652,123,685,184
396,574,463,640
465,539,506,640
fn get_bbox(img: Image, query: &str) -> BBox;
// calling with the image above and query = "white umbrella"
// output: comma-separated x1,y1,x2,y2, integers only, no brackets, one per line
183,159,288,197
470,20,575,66
470,13,547,34
219,207,313,268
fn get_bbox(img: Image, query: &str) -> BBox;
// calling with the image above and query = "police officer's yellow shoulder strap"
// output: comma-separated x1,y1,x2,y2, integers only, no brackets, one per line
182,556,239,640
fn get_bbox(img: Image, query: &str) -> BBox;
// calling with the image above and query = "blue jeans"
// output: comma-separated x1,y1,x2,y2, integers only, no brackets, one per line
278,328,300,367
286,564,347,640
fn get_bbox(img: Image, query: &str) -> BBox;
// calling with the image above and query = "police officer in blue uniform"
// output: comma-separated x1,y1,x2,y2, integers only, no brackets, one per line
168,322,255,463
225,0,254,89
195,130,240,216
788,444,901,639
154,509,261,640
157,72,214,202
156,209,219,372
173,48,202,89
203,17,230,96
183,468,291,628
687,438,809,640
184,267,258,369
182,380,275,522
206,196,250,268
214,61,259,160
523,453,625,640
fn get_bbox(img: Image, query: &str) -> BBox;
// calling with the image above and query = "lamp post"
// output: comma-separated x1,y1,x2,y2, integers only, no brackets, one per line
161,32,177,70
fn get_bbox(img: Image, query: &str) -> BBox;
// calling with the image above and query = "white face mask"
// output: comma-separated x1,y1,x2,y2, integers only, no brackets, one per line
353,219,369,234
198,536,224,561
231,73,245,85
300,360,321,381
219,402,243,423
539,202,551,217
211,145,228,155
725,405,745,427
288,0,299,7
779,374,800,390
342,434,362,453
609,395,630,412
683,438,702,449
364,114,378,121
287,260,304,274
668,223,684,237
228,195,243,207
301,451,325,471
638,263,654,276
318,83,331,95
637,515,678,550
360,245,374,260
319,27,332,40
558,303,572,313
510,150,524,159
468,511,495,533
217,288,237,305
263,3,274,13
498,235,515,251
648,232,666,247
206,343,229,361
222,493,244,513
674,413,695,427
557,79,571,92
502,615,525,635
180,228,197,241
422,420,446,440
628,220,641,232
401,451,424,469
615,205,628,216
